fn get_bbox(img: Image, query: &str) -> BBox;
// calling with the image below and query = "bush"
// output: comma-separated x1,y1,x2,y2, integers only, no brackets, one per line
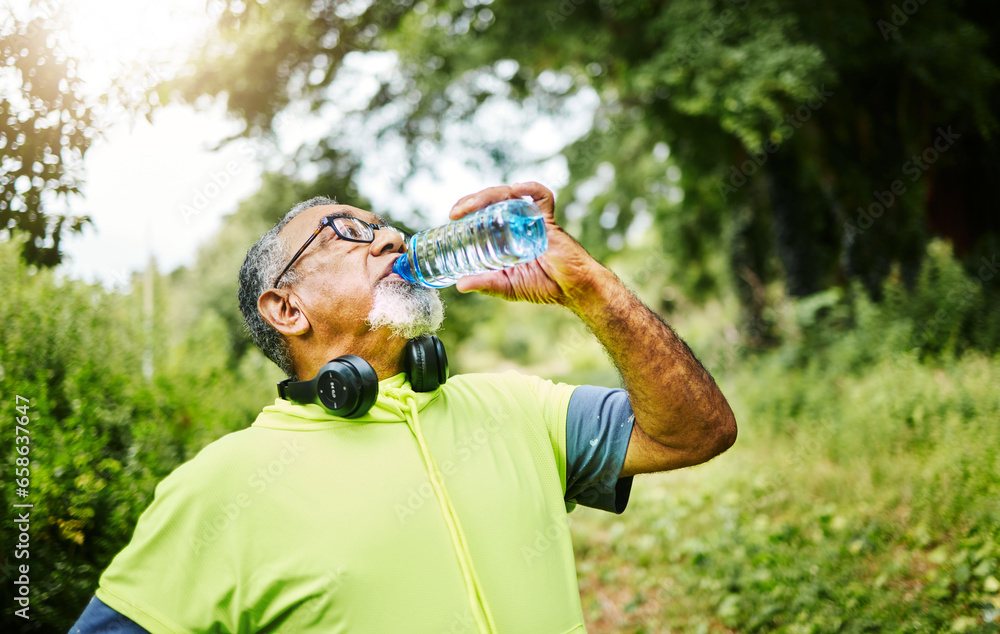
759,239,1000,376
0,243,278,631
570,348,1000,632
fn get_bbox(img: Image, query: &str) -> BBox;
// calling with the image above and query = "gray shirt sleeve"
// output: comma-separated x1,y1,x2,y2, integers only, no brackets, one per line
565,385,635,514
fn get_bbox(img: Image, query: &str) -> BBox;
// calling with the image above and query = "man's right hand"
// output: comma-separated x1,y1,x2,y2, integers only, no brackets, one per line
447,181,608,309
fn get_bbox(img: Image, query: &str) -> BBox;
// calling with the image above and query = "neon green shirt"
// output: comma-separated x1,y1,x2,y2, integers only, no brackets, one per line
96,371,587,633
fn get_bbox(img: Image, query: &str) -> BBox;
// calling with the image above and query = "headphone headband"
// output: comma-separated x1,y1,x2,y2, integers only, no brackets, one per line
277,335,448,418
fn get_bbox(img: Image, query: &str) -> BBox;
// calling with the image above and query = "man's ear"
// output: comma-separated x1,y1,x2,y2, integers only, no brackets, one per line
258,289,310,336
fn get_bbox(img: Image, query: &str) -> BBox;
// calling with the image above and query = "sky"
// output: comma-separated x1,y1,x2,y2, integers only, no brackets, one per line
13,0,596,286
61,94,588,287
62,104,263,285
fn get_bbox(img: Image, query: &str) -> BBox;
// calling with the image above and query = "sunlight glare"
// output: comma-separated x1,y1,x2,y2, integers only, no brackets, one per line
58,0,217,97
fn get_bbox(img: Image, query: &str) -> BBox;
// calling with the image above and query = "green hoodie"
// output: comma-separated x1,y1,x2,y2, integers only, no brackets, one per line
96,370,586,633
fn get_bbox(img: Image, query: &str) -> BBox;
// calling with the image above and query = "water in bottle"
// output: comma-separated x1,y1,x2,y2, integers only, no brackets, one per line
392,198,548,288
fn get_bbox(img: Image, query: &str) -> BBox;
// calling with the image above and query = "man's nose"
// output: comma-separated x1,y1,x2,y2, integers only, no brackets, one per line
370,228,406,257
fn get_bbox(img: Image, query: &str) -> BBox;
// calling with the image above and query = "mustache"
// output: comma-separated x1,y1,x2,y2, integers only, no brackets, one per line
376,276,423,291
366,276,445,340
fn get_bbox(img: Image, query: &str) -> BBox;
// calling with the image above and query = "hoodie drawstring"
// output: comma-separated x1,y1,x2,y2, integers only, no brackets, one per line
385,389,498,634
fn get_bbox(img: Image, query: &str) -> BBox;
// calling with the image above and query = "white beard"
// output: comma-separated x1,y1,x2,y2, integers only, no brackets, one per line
366,278,445,340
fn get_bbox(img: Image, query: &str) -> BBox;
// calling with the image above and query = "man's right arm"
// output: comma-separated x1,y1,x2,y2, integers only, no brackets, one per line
450,181,737,476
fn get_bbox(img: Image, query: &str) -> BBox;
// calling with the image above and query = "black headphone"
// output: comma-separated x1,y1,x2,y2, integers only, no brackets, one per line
276,335,448,418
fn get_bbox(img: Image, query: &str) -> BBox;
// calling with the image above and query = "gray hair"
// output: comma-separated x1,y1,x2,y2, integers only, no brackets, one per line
238,196,337,379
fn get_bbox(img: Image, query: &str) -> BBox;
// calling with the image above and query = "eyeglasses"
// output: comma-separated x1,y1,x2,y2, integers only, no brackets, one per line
273,214,411,287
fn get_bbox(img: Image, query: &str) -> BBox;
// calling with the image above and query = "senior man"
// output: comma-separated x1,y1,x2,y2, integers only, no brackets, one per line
71,182,736,633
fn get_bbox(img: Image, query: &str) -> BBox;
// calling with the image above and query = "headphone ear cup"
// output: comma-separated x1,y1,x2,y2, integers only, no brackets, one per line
405,337,429,392
314,355,378,418
405,335,448,392
433,335,449,386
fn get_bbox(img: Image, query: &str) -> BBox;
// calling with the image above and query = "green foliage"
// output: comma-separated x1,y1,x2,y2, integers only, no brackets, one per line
173,0,1000,321
788,239,1000,370
5,0,1000,620
569,340,1000,632
0,1,96,267
1,241,165,629
0,237,279,630
553,238,1000,632
3,213,999,630
679,238,1000,379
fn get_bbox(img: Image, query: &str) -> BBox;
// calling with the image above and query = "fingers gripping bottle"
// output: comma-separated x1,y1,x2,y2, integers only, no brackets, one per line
391,198,549,288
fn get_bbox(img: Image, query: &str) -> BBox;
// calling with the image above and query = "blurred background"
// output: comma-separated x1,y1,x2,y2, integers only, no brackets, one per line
2,0,999,631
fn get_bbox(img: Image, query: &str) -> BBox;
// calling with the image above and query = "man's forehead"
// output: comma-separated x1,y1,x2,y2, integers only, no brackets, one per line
282,204,389,238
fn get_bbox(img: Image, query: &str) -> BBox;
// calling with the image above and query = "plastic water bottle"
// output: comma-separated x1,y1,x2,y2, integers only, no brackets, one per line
392,199,548,288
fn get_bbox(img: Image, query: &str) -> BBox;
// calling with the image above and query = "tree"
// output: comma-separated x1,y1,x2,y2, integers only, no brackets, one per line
0,1,95,267
169,0,1000,342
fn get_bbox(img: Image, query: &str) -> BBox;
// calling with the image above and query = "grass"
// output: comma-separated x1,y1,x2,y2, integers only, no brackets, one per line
568,350,1000,633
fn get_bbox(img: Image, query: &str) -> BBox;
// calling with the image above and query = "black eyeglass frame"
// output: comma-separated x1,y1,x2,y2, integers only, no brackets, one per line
272,214,410,287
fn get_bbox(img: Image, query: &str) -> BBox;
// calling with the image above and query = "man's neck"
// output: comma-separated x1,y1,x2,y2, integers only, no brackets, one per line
293,332,407,382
